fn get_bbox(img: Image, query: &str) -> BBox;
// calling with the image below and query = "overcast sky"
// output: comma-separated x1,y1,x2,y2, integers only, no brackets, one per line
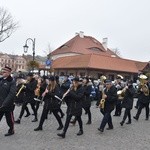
0,0,150,62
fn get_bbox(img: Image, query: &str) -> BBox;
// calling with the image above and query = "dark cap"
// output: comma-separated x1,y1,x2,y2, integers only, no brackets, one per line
72,77,80,82
2,66,12,72
49,76,56,81
27,72,33,77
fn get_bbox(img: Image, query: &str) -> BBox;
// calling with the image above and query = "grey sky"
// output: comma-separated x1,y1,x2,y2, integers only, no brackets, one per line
0,0,150,62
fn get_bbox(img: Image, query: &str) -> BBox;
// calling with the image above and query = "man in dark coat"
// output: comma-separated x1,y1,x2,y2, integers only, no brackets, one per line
98,80,117,133
120,80,135,126
57,77,85,138
15,72,38,124
0,66,16,136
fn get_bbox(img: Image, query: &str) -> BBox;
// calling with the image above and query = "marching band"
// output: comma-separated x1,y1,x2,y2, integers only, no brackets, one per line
0,65,150,138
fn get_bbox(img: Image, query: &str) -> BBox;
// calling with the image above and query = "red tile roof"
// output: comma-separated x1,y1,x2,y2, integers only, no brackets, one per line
52,54,148,73
51,35,119,57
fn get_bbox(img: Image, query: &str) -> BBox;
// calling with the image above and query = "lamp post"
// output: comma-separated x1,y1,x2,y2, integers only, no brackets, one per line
23,38,35,72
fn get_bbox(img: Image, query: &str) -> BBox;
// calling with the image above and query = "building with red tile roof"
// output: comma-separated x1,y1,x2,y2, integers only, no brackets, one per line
42,32,149,81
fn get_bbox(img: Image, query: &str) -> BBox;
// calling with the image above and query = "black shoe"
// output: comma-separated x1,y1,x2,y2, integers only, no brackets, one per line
57,125,63,130
34,126,43,131
86,120,91,125
113,114,119,116
57,132,65,138
5,131,14,136
106,127,113,130
98,128,104,133
120,121,124,126
133,116,138,121
70,120,76,125
61,113,65,118
32,118,38,122
77,130,83,136
14,119,20,124
145,118,149,121
24,113,30,117
126,121,131,124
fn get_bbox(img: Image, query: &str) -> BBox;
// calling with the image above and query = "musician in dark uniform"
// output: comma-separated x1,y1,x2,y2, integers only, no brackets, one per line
133,75,150,121
120,80,135,126
15,72,38,124
14,75,31,117
57,77,84,138
114,75,124,116
34,76,63,131
98,80,117,133
0,66,16,136
82,77,92,124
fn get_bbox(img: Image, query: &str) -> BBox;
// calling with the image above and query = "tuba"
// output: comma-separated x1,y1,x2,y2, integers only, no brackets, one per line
138,74,149,96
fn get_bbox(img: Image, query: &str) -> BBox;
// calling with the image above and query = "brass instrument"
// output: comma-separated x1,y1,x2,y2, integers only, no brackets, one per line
117,87,126,100
16,84,26,97
117,74,124,80
138,74,149,96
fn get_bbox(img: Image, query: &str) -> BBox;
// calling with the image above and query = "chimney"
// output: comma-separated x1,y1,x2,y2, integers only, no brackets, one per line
79,31,84,38
102,37,108,50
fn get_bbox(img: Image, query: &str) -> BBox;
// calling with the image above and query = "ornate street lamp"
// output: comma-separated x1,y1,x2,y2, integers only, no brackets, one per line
23,38,35,72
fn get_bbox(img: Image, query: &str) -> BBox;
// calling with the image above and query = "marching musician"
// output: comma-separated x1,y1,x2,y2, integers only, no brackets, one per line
57,77,84,138
15,72,38,124
34,76,63,131
0,66,16,136
133,75,150,121
82,77,92,124
98,80,117,133
120,80,135,126
113,75,124,116
14,75,31,117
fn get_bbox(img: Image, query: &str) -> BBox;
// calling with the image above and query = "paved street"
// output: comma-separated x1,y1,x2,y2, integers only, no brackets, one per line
0,99,150,150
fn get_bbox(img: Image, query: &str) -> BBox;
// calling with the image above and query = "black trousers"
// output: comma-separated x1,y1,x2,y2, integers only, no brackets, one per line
100,109,113,130
19,101,37,120
63,114,83,133
122,108,131,123
38,106,63,128
114,100,122,116
135,102,149,119
0,111,14,132
83,107,91,122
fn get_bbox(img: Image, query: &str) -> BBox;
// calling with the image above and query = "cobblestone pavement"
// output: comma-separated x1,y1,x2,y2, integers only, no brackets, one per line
0,99,150,150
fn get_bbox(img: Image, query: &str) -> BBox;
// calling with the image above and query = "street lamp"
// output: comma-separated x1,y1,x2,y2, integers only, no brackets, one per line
23,38,35,72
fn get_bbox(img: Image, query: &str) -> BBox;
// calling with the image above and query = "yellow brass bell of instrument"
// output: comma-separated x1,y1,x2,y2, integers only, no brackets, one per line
117,88,126,100
138,74,149,96
139,74,147,86
99,99,105,109
100,75,106,84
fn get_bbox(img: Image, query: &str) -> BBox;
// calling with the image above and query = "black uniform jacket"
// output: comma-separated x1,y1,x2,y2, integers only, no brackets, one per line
0,75,16,111
24,78,37,103
121,85,135,109
103,85,117,112
137,84,150,104
65,84,84,116
82,83,92,109
44,85,61,111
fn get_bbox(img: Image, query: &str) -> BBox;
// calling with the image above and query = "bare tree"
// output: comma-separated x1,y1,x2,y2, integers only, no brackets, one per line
111,48,121,57
0,7,19,42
